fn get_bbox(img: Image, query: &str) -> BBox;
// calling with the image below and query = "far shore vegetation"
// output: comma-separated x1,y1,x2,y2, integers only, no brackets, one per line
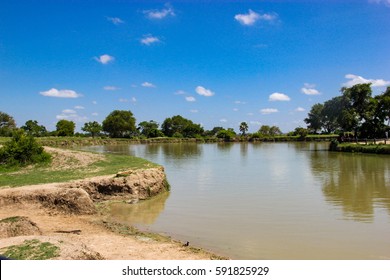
1,84,389,154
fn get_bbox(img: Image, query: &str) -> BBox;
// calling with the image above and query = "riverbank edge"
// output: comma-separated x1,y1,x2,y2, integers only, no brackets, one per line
0,148,227,260
329,140,390,155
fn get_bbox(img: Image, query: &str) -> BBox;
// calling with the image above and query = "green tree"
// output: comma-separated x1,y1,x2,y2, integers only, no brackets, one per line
161,115,203,138
81,121,102,138
102,110,136,138
0,130,51,167
0,111,16,136
56,120,75,136
21,120,47,137
138,120,164,138
304,103,324,133
216,129,236,141
204,126,224,137
239,122,248,136
258,125,271,136
269,126,282,136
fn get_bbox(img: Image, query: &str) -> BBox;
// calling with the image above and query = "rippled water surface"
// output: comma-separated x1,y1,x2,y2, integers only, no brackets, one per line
83,142,390,259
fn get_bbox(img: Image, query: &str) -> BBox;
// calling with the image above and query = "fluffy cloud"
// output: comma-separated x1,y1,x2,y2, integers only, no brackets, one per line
235,9,277,25
260,108,278,115
343,74,390,87
142,82,156,88
195,86,215,97
103,86,120,91
269,92,290,101
141,35,160,45
301,83,321,95
107,17,124,25
94,54,114,64
185,96,196,102
40,88,81,98
56,109,87,122
144,5,175,19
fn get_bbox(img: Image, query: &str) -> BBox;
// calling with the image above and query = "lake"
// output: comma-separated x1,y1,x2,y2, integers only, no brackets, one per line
83,142,390,259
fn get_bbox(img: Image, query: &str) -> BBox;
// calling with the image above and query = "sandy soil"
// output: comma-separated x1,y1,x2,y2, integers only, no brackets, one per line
0,147,224,260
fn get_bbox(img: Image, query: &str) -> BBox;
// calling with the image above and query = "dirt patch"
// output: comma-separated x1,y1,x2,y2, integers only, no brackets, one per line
44,146,105,171
0,216,41,238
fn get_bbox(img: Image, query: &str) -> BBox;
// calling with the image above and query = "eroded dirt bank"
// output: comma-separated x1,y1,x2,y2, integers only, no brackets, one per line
0,148,224,260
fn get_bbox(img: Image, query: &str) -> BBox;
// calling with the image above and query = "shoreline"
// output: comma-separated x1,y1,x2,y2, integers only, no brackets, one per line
0,147,227,260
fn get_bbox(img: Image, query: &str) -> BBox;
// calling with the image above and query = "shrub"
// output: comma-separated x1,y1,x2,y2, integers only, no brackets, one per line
0,130,51,167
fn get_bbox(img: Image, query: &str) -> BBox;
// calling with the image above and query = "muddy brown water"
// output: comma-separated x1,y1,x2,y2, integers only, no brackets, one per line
83,142,390,259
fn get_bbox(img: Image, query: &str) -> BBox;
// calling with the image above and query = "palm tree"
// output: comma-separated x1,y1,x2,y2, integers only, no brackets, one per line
239,122,248,136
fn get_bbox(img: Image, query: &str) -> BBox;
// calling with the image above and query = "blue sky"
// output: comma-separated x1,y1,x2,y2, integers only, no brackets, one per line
1,0,390,133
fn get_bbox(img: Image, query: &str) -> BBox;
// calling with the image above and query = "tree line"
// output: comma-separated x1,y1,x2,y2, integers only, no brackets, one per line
304,84,390,138
2,83,387,140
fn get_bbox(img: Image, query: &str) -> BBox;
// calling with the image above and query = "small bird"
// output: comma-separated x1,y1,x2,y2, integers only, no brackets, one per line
183,241,189,247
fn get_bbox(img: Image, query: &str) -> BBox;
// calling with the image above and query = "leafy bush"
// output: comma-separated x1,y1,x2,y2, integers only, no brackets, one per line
0,130,51,167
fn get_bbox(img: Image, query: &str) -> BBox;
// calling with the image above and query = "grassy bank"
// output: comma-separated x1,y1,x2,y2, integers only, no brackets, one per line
0,148,158,188
331,143,390,154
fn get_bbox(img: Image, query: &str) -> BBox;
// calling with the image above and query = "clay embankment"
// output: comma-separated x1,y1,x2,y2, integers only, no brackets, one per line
0,148,222,260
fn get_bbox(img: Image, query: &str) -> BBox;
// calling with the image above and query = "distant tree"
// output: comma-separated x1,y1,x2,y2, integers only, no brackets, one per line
81,121,102,138
269,126,282,136
204,126,224,137
138,120,164,138
161,115,204,138
21,120,47,137
293,127,309,140
56,120,75,136
258,125,271,136
102,110,136,138
0,111,16,136
216,129,236,141
304,103,324,133
239,122,248,136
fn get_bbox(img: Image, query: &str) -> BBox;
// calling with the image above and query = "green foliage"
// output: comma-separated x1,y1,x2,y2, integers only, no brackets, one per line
21,120,47,137
257,125,282,136
161,115,204,138
56,119,75,136
216,129,236,141
0,111,16,136
239,122,248,136
335,143,390,154
82,121,102,138
0,130,51,167
1,239,59,260
138,120,163,138
102,110,136,138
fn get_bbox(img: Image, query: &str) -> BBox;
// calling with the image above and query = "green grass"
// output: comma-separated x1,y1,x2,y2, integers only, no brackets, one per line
0,239,60,260
0,151,158,188
335,143,390,154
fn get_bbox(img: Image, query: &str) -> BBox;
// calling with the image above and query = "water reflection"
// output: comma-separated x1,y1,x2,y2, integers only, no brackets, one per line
309,151,390,222
108,192,170,225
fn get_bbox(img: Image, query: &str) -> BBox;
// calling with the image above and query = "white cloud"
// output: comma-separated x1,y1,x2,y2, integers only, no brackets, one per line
185,96,196,102
40,88,81,98
190,109,198,113
250,121,262,126
107,17,124,25
295,107,305,112
269,92,291,101
74,105,84,110
94,54,114,64
369,0,390,7
144,5,175,19
343,74,390,87
56,110,87,123
175,90,187,95
301,83,320,95
220,118,228,123
140,35,160,46
104,86,120,91
235,9,277,26
260,108,278,115
62,109,76,114
141,82,156,88
195,86,215,97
